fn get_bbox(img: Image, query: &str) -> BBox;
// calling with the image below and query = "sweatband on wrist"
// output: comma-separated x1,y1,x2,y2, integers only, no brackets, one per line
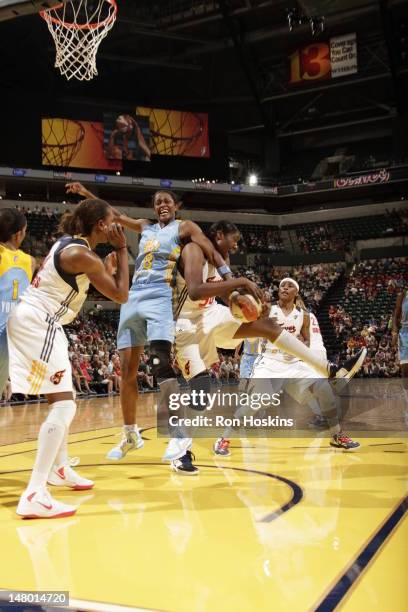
217,265,232,277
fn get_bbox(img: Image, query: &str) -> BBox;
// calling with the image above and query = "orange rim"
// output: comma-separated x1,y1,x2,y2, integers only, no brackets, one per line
39,0,117,31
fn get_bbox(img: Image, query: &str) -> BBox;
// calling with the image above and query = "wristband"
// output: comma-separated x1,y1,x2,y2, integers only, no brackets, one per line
217,265,232,277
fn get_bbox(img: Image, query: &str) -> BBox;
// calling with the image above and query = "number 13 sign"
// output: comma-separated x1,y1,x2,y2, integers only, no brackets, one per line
289,43,331,84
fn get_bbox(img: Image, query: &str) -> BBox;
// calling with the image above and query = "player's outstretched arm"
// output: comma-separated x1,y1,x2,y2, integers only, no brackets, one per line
59,224,129,304
65,182,150,233
130,117,151,160
182,243,262,301
179,220,232,279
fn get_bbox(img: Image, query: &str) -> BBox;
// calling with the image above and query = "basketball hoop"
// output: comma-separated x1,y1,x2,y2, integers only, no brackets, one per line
40,0,117,81
42,118,85,166
137,108,205,156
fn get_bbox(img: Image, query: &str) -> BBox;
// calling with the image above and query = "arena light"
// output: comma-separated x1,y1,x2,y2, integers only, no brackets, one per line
248,174,258,186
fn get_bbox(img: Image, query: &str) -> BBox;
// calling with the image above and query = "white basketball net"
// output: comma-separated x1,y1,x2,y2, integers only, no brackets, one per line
40,0,117,81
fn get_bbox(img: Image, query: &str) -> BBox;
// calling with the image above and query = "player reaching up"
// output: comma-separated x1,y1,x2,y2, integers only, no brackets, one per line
8,198,129,518
0,209,36,399
65,182,261,462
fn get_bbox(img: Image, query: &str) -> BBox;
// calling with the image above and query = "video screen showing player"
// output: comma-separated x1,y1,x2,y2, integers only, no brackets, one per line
104,112,151,161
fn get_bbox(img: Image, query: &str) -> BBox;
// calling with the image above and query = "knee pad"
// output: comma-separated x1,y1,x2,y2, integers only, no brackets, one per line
46,400,76,429
189,372,212,411
149,340,175,381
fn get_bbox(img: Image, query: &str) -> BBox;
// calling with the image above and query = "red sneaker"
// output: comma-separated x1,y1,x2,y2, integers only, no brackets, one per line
330,433,360,450
213,438,231,456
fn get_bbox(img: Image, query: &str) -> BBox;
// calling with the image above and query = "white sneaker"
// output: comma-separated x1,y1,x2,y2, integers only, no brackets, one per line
16,487,76,519
106,429,144,461
47,464,94,490
162,437,193,462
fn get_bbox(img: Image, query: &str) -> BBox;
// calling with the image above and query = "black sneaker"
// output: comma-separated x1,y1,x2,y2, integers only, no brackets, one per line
328,348,367,379
171,450,199,475
308,415,328,429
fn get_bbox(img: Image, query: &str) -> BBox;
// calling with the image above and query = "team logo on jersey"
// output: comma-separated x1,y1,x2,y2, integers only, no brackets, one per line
144,239,160,252
184,361,191,376
50,369,66,385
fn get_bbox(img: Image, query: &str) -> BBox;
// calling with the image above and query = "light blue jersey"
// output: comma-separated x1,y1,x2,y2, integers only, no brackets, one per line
132,220,181,287
240,338,260,378
243,338,260,356
117,220,181,349
399,291,408,364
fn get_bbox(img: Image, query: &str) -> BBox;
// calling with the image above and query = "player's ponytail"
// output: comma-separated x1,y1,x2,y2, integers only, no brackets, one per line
0,208,27,242
59,198,111,236
295,295,307,311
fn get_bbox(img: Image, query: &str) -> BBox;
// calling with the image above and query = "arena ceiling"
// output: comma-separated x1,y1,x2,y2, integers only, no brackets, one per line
0,0,407,176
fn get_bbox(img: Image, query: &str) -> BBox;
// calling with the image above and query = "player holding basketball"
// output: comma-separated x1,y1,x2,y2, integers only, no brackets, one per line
0,209,36,398
169,223,366,472
8,198,129,518
107,115,151,161
250,278,361,449
65,183,260,465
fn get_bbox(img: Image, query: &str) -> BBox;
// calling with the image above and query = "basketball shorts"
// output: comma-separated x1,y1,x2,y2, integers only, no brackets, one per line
7,303,73,395
0,325,9,394
175,304,242,380
251,353,322,403
399,328,408,365
239,353,258,378
117,284,175,350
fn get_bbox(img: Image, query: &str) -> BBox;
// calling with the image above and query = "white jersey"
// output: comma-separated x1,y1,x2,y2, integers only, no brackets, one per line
262,304,304,362
20,236,90,325
309,312,326,357
175,260,221,319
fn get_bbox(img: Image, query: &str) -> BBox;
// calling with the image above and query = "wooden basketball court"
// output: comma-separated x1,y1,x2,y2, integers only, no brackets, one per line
1,395,407,611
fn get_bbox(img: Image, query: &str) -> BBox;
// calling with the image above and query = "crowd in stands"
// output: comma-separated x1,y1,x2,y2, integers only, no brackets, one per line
238,227,284,253
292,208,408,253
15,204,408,259
2,207,406,404
328,257,407,377
16,205,60,258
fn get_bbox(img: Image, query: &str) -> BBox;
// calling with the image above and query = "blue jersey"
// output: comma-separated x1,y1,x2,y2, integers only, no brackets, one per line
401,291,408,328
243,338,260,356
132,220,181,288
0,245,32,332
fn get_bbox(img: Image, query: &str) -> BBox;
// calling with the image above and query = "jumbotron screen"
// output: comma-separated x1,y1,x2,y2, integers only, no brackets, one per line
41,107,209,169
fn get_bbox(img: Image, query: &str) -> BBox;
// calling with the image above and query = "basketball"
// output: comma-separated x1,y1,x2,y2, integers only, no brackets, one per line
229,291,262,323
115,114,132,133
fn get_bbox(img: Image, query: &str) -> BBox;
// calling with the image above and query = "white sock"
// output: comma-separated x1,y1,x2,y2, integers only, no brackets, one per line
124,424,138,434
26,421,65,492
55,428,69,468
273,330,328,377
26,400,76,493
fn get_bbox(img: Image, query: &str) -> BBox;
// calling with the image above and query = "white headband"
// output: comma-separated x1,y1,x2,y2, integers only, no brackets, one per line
279,278,299,292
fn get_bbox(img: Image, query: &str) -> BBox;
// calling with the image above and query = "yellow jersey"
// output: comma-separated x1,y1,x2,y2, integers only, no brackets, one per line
0,244,32,330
